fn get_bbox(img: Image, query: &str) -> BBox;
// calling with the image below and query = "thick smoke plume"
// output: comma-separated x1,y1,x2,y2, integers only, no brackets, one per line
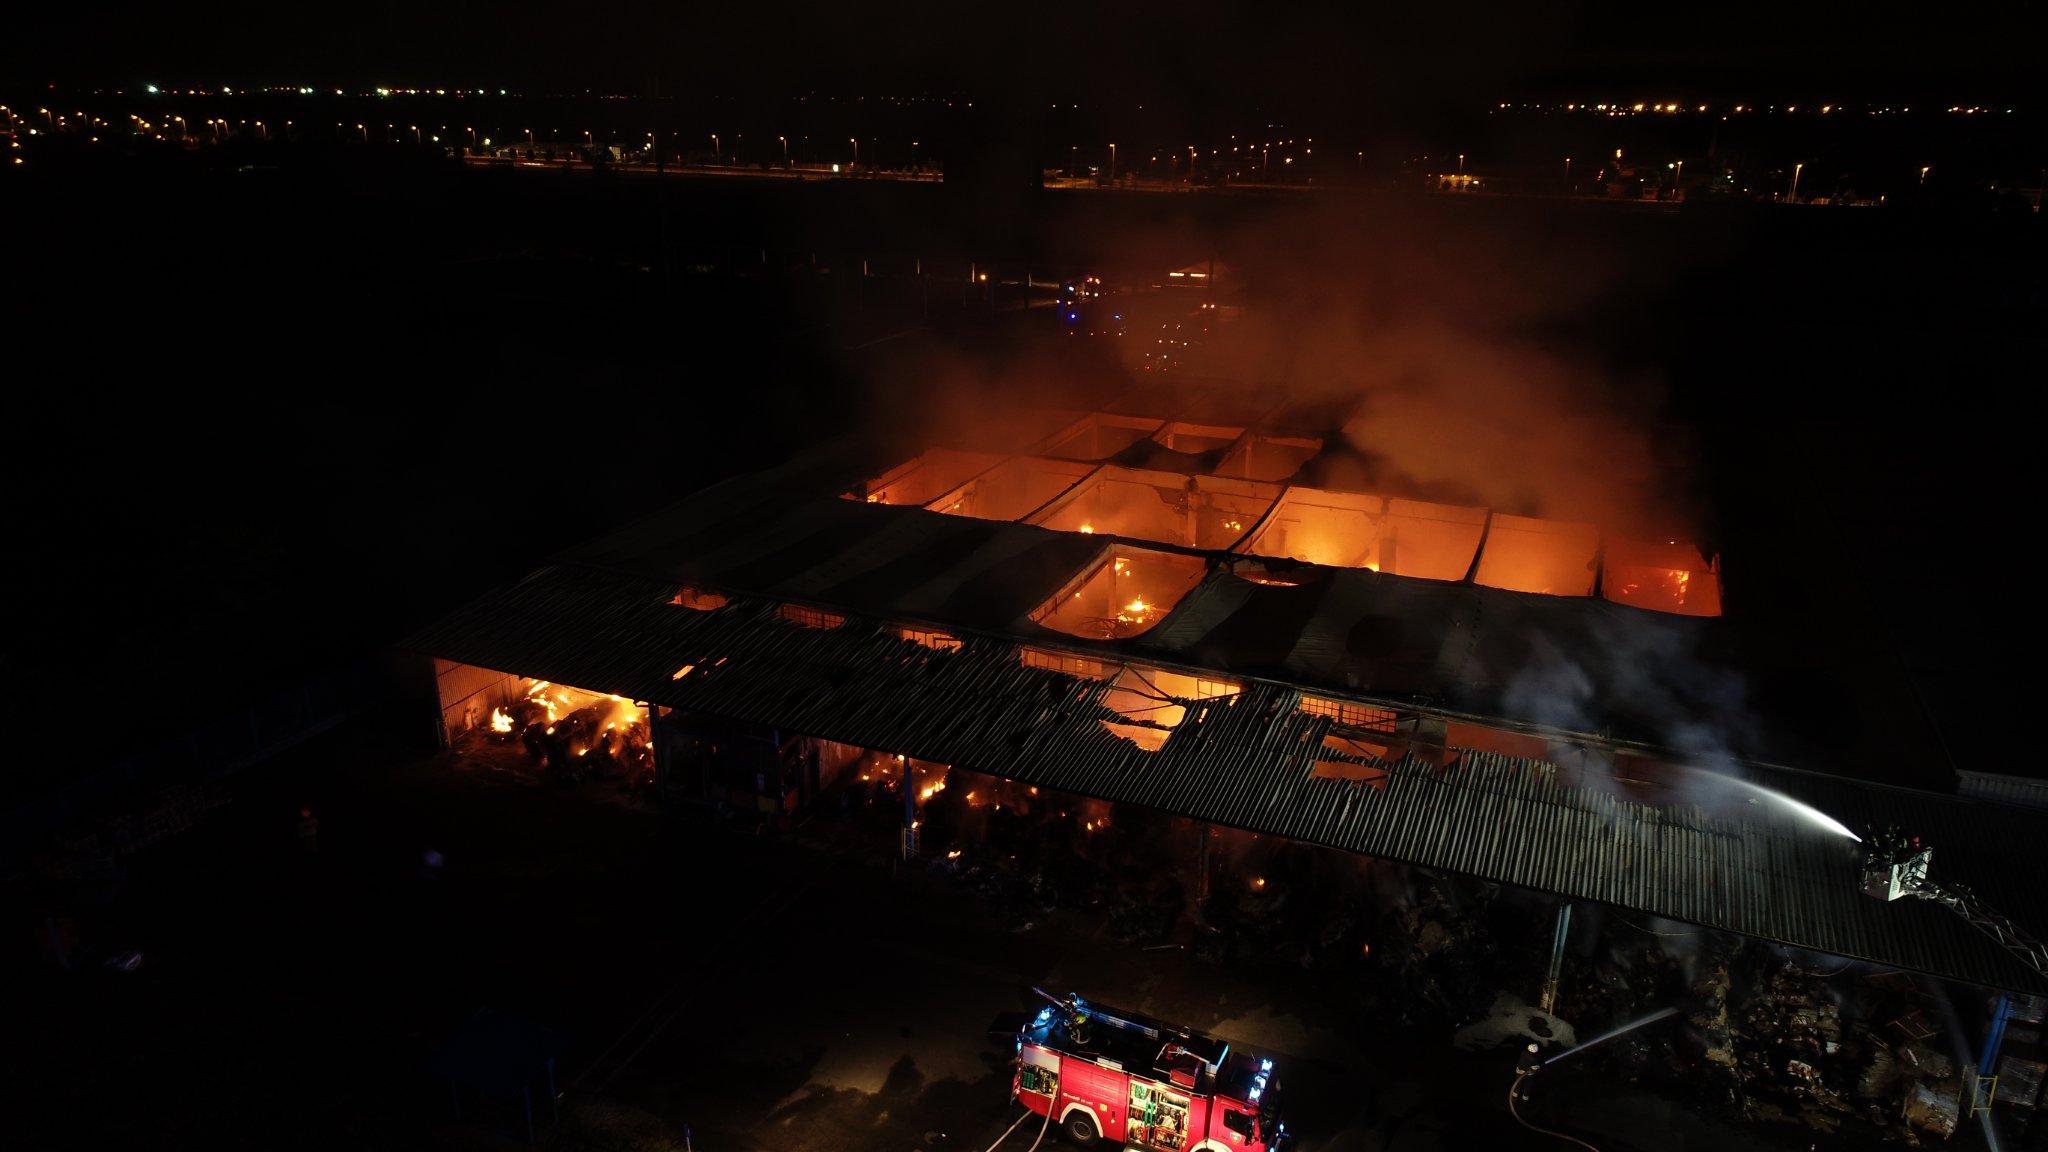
840,193,1802,808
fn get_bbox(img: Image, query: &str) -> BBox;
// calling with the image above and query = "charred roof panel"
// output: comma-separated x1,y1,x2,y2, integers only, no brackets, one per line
406,563,2048,995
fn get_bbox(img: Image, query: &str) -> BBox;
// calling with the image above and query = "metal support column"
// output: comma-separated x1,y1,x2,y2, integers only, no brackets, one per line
1982,994,2014,1076
648,707,671,803
1973,995,2006,1117
900,755,918,860
1539,901,1573,1014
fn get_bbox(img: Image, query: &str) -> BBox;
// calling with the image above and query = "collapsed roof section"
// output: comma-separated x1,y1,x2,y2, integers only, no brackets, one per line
1027,467,1279,551
857,448,1007,508
1214,434,1324,482
566,432,1728,752
405,566,2048,995
1039,413,1167,462
1031,546,1211,640
1242,490,1490,581
1473,514,1603,597
925,455,1096,522
1602,538,1724,617
848,424,1717,617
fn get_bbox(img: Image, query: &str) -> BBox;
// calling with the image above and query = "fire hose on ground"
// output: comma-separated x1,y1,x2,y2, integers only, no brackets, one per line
1507,1005,1680,1152
982,1072,1056,1152
1508,1071,1601,1152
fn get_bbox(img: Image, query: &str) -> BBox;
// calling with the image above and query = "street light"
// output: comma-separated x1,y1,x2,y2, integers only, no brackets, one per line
711,133,720,162
849,137,858,167
779,135,788,165
1791,161,1804,200
1919,165,1931,185
1109,142,1116,181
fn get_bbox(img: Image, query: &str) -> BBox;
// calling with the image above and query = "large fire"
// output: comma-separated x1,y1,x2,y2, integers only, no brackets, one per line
853,428,1719,617
483,678,655,786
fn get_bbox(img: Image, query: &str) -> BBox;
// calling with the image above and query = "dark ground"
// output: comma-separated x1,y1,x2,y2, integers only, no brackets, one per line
4,700,1846,1152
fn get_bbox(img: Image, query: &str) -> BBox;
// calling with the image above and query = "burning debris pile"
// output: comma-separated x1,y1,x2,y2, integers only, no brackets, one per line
1544,924,1985,1145
479,679,655,789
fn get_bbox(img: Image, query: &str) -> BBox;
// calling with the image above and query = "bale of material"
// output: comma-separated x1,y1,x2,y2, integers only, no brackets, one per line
1903,1080,1960,1139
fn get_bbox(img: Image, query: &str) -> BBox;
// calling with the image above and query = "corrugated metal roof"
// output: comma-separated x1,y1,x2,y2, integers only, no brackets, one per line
1958,772,2048,811
408,562,2048,995
561,470,1734,757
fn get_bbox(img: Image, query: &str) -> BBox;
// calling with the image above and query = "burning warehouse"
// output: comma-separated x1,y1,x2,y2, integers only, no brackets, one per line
410,398,2047,1009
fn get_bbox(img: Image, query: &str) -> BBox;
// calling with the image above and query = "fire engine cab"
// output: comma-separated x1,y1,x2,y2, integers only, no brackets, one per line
1013,994,1288,1150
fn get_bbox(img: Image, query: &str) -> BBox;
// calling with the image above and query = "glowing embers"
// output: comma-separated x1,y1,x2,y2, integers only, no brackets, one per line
1032,548,1208,639
1214,434,1324,482
851,448,1006,507
670,585,730,610
1037,413,1164,461
927,456,1094,522
778,603,847,630
1474,514,1601,596
1099,665,1240,752
1242,490,1487,580
1602,538,1722,616
895,625,963,651
487,679,655,779
1028,467,1278,550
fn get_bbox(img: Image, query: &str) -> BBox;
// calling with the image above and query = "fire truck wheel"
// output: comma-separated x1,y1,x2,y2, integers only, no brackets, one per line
1062,1111,1101,1145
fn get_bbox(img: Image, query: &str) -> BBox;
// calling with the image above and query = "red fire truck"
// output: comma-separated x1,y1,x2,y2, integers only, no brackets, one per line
1012,993,1289,1150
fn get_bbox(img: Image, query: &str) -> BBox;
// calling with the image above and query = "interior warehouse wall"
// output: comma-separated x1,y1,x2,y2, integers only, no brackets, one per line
433,658,519,746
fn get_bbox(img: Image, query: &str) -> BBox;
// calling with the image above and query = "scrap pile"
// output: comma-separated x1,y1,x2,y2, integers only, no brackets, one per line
1561,933,1990,1145
482,679,654,790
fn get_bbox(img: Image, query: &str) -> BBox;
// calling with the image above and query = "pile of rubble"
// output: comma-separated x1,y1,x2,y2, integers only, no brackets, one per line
1560,931,1979,1145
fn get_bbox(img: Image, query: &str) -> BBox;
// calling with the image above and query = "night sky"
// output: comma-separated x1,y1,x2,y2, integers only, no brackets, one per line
13,1,2038,107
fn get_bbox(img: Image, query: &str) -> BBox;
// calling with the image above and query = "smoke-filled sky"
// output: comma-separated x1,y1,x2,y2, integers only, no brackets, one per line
875,193,1702,540
11,1,2037,109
